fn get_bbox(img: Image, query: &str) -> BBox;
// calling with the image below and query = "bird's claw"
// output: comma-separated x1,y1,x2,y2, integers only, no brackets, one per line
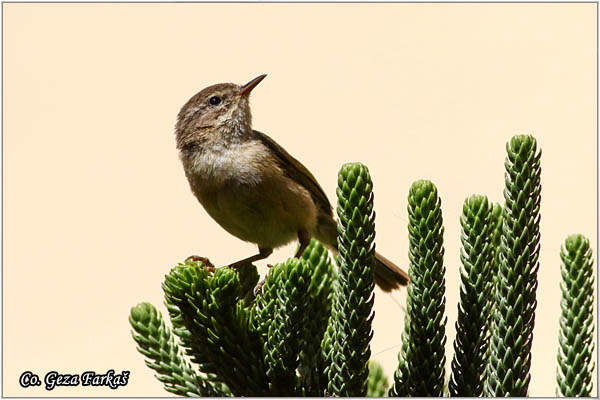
185,255,216,272
253,279,266,296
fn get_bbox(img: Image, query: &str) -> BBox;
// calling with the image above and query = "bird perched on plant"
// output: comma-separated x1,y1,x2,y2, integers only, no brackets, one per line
175,74,409,291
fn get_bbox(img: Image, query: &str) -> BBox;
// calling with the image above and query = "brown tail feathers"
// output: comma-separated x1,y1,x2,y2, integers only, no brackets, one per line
320,241,410,292
373,252,410,292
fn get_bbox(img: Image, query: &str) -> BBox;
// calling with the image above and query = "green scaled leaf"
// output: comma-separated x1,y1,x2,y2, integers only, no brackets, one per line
298,239,336,396
325,162,377,396
367,361,389,397
489,202,503,291
485,134,542,396
485,202,503,384
162,261,268,396
390,179,447,397
449,195,495,396
556,234,595,397
254,257,312,395
129,302,224,396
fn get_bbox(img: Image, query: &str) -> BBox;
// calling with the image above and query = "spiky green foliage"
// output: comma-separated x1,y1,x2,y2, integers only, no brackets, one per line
367,361,389,397
324,162,376,396
488,202,503,334
298,239,336,395
129,302,226,396
485,135,542,396
129,134,595,397
390,179,447,397
449,195,495,396
254,258,312,395
490,202,503,279
133,247,338,397
162,262,268,396
557,234,595,397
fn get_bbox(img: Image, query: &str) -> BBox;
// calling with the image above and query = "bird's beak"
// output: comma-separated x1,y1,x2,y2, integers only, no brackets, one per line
237,74,267,97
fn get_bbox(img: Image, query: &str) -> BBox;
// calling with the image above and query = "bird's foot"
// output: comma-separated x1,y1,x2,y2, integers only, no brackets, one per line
253,279,266,296
185,255,216,272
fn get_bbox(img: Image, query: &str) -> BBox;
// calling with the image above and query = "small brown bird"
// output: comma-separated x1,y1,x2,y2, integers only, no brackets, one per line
175,75,409,291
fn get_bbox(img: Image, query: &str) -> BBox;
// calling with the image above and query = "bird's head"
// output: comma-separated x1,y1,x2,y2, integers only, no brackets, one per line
175,75,266,149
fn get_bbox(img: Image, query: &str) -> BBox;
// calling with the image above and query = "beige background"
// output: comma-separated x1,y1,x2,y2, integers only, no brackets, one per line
3,3,597,397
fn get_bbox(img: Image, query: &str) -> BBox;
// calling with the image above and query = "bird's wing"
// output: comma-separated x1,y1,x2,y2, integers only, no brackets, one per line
253,129,333,216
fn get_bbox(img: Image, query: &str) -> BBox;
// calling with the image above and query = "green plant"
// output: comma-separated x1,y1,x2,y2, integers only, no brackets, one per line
389,180,447,397
367,361,390,397
448,195,496,396
484,135,542,396
130,135,594,397
323,163,376,396
556,234,595,397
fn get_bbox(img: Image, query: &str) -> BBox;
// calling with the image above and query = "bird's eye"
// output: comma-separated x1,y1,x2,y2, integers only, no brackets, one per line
209,96,222,106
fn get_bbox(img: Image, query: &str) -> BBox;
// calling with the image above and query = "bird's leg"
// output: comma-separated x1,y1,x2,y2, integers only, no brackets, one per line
228,246,273,269
294,229,311,258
